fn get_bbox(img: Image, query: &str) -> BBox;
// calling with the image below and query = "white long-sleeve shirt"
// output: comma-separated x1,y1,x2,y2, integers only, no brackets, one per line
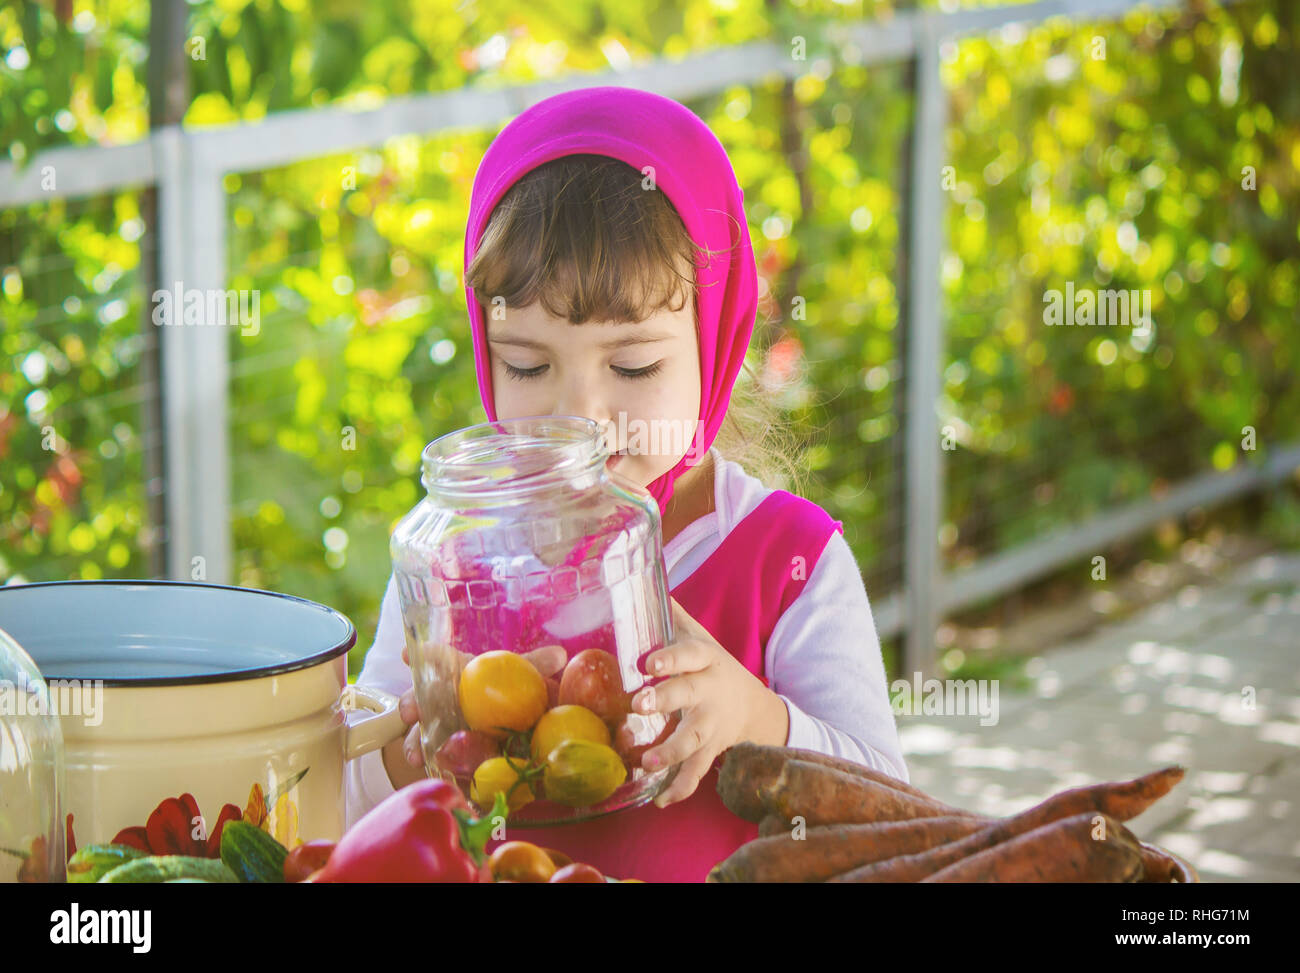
345,446,908,827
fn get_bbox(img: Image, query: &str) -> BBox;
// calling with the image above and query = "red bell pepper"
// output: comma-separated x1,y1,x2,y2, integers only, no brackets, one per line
314,780,506,883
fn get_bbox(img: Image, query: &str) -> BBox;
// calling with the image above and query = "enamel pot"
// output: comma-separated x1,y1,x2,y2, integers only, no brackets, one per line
0,581,406,854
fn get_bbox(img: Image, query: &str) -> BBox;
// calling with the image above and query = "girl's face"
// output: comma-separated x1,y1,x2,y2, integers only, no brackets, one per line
487,302,702,488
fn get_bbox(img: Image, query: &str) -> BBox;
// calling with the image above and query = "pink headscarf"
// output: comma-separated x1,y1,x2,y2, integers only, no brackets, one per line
463,86,758,517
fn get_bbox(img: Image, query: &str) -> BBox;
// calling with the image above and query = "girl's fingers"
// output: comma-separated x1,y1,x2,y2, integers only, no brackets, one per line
643,639,711,679
643,705,711,773
653,745,716,808
403,723,422,767
398,687,419,725
523,643,567,679
633,672,702,717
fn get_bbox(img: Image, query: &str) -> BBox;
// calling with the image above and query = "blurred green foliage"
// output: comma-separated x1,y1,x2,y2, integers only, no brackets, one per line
2,1,1297,676
0,192,150,583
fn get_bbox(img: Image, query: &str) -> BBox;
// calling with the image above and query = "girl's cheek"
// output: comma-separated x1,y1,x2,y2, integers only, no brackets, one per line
494,367,541,416
650,375,697,436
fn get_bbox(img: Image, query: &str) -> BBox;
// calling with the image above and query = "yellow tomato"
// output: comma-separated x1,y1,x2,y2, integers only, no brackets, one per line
459,651,549,739
529,704,611,765
471,756,535,812
543,740,627,807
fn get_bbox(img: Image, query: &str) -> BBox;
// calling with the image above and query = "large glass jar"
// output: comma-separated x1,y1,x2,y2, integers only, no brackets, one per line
391,416,676,824
0,625,66,883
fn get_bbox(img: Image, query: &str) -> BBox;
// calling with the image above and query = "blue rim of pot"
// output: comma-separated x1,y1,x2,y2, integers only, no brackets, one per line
0,580,358,688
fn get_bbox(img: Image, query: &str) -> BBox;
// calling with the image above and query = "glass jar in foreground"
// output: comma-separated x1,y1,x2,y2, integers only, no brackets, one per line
0,625,66,883
390,416,676,825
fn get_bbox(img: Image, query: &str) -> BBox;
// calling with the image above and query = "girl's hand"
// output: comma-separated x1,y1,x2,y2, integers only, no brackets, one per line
382,643,423,787
633,597,790,808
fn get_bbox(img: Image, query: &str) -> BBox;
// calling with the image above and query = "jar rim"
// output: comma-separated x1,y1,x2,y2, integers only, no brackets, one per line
420,415,609,502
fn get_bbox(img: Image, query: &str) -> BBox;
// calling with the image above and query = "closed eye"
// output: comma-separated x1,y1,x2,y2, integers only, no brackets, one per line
502,361,664,381
503,362,548,381
613,361,664,380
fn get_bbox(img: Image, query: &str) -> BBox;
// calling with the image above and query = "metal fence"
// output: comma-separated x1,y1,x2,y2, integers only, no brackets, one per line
2,0,1296,676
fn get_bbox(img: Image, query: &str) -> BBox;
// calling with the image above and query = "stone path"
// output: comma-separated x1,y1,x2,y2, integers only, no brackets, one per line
895,551,1300,883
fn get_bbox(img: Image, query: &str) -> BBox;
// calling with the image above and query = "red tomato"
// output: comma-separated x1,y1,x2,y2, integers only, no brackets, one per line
558,649,630,726
549,862,606,883
613,711,681,771
434,730,500,779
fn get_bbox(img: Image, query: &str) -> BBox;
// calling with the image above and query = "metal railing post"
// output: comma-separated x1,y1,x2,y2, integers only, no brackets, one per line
139,0,193,578
903,17,948,679
155,128,232,584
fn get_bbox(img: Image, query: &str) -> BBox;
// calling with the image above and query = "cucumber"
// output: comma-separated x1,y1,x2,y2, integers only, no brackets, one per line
66,844,148,883
219,821,288,883
99,856,239,883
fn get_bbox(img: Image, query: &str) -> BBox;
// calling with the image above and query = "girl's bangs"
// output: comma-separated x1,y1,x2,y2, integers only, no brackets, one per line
468,156,699,324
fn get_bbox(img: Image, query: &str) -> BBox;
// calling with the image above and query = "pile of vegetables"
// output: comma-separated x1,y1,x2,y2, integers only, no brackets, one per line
486,842,634,883
301,775,634,882
68,820,317,884
437,648,676,813
63,781,503,883
67,779,635,883
709,744,1190,883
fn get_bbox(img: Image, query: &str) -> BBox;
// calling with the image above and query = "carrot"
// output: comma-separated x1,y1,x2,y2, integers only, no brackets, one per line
759,760,973,826
717,744,970,823
709,816,990,883
829,766,1185,882
919,813,1144,883
1094,765,1186,820
758,814,789,838
1138,844,1182,883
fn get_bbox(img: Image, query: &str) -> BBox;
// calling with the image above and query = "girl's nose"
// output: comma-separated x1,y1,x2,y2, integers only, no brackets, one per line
554,388,609,428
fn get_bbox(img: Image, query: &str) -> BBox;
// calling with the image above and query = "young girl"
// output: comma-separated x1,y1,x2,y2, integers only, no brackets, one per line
345,86,906,883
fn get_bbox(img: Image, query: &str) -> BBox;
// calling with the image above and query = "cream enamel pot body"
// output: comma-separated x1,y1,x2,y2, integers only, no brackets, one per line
0,581,406,851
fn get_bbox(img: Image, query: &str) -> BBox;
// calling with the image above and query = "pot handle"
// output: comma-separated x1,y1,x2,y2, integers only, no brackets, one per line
342,685,408,761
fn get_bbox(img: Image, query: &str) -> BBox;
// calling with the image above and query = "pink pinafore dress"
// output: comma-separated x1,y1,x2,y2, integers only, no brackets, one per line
490,489,844,882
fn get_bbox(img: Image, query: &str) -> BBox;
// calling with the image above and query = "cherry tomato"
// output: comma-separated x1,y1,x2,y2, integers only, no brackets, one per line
471,756,536,812
434,730,500,779
459,651,549,739
283,840,336,883
489,841,557,883
543,740,627,807
549,862,606,883
530,704,611,765
558,649,630,726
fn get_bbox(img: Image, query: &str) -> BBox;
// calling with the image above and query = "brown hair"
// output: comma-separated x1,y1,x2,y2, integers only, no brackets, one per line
466,153,805,491
466,154,701,324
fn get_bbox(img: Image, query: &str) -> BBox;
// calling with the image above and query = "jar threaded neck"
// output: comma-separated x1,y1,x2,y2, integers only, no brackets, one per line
420,415,610,505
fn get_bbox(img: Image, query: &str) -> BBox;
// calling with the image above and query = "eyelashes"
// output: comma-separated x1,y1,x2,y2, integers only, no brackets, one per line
502,362,665,382
615,361,664,381
503,362,548,381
